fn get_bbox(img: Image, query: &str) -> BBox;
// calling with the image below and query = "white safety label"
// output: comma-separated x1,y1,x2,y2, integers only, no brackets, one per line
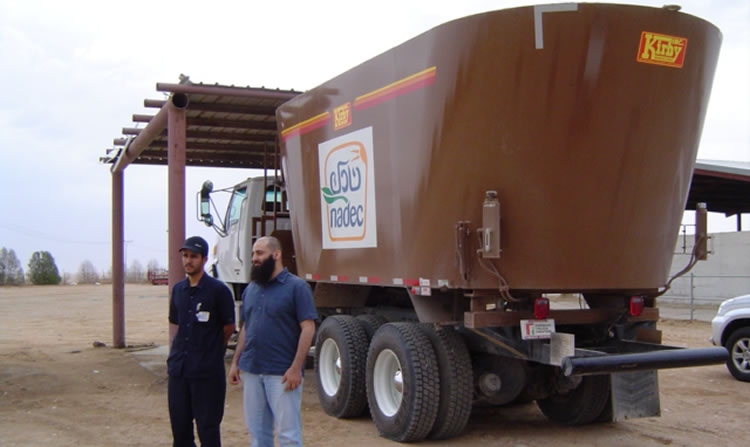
520,319,556,340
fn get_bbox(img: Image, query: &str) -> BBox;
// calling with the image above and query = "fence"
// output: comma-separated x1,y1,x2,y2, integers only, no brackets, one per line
659,273,750,321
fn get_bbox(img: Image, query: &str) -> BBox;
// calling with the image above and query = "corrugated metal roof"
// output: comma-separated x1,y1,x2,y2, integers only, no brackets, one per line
101,81,300,169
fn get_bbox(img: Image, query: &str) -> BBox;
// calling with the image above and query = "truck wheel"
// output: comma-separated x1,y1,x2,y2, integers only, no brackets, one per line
419,324,473,440
356,314,388,340
366,323,440,442
536,374,610,425
315,315,369,418
725,327,750,382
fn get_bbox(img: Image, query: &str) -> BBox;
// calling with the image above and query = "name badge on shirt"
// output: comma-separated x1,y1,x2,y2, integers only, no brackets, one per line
196,311,210,322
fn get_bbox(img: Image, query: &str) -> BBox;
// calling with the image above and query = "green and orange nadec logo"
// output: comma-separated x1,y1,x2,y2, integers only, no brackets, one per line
318,127,377,249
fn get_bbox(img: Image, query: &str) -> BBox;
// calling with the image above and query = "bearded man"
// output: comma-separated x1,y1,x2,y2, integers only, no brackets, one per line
228,236,318,447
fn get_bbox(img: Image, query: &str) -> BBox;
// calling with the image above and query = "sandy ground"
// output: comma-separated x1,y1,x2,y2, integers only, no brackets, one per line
0,284,747,447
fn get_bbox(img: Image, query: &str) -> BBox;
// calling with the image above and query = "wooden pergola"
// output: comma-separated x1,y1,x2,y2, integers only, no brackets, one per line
100,79,299,347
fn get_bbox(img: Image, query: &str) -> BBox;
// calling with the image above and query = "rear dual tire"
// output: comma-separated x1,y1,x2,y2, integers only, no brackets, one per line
315,315,369,418
366,323,473,442
536,374,611,425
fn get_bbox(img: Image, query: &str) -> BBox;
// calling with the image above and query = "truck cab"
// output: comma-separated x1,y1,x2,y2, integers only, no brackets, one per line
198,175,291,300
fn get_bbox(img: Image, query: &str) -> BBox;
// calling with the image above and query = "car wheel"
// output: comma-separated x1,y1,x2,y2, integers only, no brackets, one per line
724,327,750,382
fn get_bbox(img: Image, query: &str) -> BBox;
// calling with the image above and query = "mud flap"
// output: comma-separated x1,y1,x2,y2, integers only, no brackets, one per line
607,370,661,421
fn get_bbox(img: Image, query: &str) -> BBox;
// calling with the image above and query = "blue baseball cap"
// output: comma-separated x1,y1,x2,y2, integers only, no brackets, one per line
180,236,208,257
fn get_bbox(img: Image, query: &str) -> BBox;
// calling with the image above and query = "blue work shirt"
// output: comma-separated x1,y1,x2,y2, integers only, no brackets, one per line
167,273,234,378
239,268,318,376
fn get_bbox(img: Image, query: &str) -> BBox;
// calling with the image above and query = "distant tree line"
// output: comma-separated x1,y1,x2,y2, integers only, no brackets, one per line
0,248,60,285
0,246,163,286
77,258,163,284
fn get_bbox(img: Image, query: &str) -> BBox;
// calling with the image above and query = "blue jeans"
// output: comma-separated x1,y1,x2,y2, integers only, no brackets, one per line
240,371,303,447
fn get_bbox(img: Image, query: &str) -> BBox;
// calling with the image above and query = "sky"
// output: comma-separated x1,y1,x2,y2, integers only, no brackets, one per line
0,0,748,277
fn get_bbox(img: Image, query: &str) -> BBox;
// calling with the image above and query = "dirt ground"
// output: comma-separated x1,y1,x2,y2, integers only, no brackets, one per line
0,284,747,447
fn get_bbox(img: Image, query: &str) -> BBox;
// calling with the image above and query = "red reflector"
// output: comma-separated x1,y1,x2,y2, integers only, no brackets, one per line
534,297,550,320
630,296,645,317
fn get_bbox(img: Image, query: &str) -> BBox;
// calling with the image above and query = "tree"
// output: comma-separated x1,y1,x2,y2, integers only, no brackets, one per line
77,260,100,284
61,271,74,285
1,247,25,286
28,251,61,285
126,259,145,283
146,258,162,274
100,266,112,284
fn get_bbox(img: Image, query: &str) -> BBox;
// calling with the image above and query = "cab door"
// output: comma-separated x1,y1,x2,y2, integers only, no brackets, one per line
215,185,248,284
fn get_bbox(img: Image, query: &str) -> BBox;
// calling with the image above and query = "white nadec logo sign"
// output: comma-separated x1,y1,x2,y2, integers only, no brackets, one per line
318,127,377,249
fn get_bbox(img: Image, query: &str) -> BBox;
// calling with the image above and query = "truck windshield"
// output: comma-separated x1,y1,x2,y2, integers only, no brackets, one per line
226,187,247,228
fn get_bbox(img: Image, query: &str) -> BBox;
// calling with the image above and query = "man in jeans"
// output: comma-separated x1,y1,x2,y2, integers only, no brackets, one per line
228,236,317,447
168,236,235,447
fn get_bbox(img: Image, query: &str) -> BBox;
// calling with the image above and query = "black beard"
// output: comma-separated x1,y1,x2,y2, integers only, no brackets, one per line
250,255,276,284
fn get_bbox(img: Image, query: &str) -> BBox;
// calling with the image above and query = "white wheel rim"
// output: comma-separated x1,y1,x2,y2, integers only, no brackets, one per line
373,348,403,417
319,338,342,397
731,337,750,373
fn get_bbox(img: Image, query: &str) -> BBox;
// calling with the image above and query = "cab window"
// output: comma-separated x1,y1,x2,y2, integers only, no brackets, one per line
226,187,247,228
264,186,288,213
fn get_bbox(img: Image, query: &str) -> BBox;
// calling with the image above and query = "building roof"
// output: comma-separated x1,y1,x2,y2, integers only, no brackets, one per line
100,81,750,216
689,160,750,216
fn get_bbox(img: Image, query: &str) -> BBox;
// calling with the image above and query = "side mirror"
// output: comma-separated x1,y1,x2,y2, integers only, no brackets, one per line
199,180,214,226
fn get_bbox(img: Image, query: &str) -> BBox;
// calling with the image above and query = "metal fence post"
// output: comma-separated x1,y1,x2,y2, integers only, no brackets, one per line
690,273,695,321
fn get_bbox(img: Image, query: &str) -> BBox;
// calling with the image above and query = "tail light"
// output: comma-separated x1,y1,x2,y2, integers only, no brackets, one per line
534,297,550,320
630,296,645,317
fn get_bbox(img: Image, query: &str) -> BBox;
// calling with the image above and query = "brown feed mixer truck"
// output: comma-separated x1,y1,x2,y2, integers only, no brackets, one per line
198,3,727,442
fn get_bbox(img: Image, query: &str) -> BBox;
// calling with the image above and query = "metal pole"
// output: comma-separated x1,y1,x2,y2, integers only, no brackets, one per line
167,96,188,291
690,273,695,321
112,170,125,348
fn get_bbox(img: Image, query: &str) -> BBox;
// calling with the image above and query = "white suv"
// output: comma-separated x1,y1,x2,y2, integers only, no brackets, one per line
710,294,750,382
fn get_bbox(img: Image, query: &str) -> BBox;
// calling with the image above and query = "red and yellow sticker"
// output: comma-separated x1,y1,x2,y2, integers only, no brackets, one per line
333,102,352,131
637,31,687,68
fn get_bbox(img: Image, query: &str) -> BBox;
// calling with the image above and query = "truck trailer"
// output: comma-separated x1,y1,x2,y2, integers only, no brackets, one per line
198,3,727,442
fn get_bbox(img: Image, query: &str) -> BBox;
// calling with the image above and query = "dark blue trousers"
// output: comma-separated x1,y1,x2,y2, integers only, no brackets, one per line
168,374,226,447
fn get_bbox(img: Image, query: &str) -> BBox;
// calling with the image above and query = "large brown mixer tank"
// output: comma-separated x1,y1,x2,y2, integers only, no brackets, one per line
278,3,722,294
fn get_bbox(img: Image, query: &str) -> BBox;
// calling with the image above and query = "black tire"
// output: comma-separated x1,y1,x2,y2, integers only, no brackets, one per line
536,374,610,425
356,314,388,340
366,323,440,442
315,315,370,418
419,324,473,440
724,327,750,382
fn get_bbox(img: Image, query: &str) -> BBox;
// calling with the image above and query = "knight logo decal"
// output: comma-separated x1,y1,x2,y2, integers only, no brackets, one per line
318,127,377,249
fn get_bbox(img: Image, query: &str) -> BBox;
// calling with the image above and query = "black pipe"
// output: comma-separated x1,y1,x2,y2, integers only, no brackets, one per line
562,347,728,377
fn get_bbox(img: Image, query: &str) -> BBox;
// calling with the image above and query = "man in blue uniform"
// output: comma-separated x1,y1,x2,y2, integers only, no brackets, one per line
228,236,317,447
168,236,235,447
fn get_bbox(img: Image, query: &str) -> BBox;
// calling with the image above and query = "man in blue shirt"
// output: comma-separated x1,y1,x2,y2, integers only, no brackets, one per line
228,236,317,447
168,236,235,447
